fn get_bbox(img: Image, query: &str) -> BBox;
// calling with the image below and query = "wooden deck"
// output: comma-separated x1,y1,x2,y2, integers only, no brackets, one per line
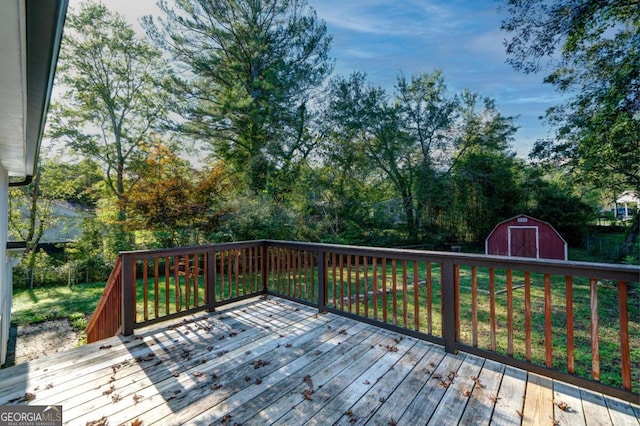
0,297,638,426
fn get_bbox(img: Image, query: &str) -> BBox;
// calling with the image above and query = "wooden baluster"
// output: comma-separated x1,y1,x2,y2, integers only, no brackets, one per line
310,251,315,301
287,249,296,296
227,250,232,299
347,254,352,312
165,256,170,315
218,251,226,301
524,271,531,362
372,258,378,321
256,245,261,293
174,256,181,312
299,250,304,299
154,258,159,319
392,259,398,325
544,273,553,368
355,255,360,315
234,249,239,298
185,254,191,309
402,260,408,328
332,252,337,308
303,250,308,300
413,260,419,332
203,253,208,306
618,280,631,390
590,277,600,381
143,258,148,321
489,267,496,352
194,253,200,307
427,262,432,336
565,276,574,374
382,258,387,323
249,247,255,293
339,254,344,311
454,264,460,342
242,248,247,295
471,266,478,347
273,248,279,294
297,249,302,299
363,257,369,318
506,269,513,356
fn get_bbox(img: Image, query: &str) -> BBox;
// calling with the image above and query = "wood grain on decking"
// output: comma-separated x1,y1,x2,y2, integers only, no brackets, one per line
0,297,637,426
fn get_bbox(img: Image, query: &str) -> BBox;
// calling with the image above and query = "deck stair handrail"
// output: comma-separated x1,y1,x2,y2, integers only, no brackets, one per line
85,256,122,343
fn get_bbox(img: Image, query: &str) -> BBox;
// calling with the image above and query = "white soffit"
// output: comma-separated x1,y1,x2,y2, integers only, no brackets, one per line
0,0,27,176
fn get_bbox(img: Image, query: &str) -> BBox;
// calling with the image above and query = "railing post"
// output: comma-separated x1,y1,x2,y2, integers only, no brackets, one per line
121,253,135,336
261,242,269,294
207,248,216,312
441,259,458,354
317,250,326,312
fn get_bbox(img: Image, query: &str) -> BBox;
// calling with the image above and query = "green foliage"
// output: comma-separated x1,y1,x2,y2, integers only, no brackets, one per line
214,193,299,242
124,144,233,247
11,2,626,266
144,0,333,192
48,0,171,246
323,71,521,244
527,183,596,246
501,0,640,256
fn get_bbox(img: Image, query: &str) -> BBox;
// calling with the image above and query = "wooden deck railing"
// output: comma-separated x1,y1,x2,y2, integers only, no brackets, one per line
85,257,122,343
88,240,639,403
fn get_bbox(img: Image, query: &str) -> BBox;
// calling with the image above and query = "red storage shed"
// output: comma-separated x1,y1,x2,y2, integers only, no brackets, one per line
485,214,567,261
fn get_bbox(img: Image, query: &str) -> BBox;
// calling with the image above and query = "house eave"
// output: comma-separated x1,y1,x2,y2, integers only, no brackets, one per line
0,0,68,177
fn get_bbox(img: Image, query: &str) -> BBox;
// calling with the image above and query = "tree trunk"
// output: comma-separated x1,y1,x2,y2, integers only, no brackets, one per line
620,215,639,261
401,189,418,243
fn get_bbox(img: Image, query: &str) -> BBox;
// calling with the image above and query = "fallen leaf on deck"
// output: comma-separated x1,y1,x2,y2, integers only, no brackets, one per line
86,415,108,426
22,392,36,402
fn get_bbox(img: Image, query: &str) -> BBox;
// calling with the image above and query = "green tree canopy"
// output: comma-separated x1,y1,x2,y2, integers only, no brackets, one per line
143,0,333,192
501,0,639,191
501,0,640,258
48,0,170,244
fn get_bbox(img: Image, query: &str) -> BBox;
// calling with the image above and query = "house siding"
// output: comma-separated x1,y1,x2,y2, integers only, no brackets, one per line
0,167,9,365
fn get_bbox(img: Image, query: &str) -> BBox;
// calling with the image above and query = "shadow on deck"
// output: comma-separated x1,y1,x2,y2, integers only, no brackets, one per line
0,297,638,425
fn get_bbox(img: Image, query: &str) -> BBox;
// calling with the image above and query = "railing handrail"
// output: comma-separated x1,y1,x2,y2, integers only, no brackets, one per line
119,240,264,259
119,239,639,280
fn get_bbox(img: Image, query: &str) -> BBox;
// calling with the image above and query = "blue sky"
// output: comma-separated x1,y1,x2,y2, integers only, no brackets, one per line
95,0,564,157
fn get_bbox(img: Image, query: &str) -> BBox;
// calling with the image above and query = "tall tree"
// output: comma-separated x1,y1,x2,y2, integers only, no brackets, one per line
325,71,519,243
143,0,333,192
48,1,170,252
500,0,640,257
325,73,422,240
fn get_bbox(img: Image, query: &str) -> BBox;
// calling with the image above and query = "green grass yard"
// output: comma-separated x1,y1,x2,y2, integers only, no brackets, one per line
11,282,106,325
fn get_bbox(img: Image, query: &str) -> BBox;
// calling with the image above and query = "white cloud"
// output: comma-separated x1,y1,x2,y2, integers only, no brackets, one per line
309,0,455,37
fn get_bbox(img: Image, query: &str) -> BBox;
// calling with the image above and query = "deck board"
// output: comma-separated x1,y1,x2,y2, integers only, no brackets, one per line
490,365,527,426
522,373,555,426
0,296,637,426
